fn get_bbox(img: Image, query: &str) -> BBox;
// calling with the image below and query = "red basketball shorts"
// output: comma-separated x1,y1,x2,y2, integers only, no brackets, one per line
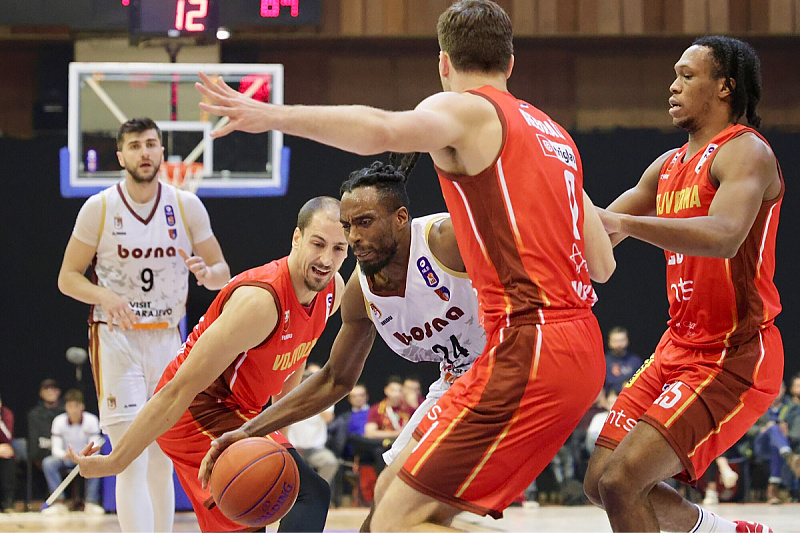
157,392,291,532
399,313,605,518
596,326,783,483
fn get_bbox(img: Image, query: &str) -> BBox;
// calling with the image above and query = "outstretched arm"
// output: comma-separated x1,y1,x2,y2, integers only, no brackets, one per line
66,286,277,478
196,73,472,156
199,270,376,488
600,135,779,258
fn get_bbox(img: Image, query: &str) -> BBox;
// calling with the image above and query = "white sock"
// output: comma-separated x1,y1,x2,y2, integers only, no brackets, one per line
145,440,175,532
107,422,154,532
690,505,737,533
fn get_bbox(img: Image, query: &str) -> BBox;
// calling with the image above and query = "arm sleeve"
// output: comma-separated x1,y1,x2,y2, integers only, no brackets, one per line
178,190,214,245
50,417,66,460
72,193,104,246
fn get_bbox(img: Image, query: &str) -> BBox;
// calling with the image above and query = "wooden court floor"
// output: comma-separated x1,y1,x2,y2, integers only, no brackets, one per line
0,503,798,532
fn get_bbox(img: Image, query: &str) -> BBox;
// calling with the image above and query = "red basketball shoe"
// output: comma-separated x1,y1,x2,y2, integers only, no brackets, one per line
734,521,773,533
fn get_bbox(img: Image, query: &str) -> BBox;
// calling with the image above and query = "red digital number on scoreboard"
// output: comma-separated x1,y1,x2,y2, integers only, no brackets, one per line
261,0,300,18
175,0,209,32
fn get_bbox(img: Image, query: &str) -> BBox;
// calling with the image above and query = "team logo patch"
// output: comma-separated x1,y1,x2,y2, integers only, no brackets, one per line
283,310,291,332
114,216,123,229
417,257,439,287
369,302,382,319
164,205,176,226
434,286,451,301
695,143,718,174
326,293,333,317
519,102,529,108
107,396,117,410
168,228,178,240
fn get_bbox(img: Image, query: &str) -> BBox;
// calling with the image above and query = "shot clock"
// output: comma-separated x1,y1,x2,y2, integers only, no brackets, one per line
128,0,322,41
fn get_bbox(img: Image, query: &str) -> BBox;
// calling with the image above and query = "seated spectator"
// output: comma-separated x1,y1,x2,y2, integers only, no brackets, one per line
402,376,423,410
0,393,15,512
327,383,371,460
701,455,740,505
604,327,642,394
41,389,104,515
286,368,339,486
28,379,65,468
362,376,414,476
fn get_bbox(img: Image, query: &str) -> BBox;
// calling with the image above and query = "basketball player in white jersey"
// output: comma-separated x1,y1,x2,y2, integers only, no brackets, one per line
198,153,614,528
58,117,230,532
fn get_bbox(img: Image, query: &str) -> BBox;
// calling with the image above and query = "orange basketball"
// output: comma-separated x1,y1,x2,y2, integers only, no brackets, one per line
209,437,300,528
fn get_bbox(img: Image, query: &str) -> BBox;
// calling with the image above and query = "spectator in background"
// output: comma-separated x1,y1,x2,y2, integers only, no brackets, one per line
327,384,371,461
363,376,414,476
0,393,15,513
779,373,800,477
27,379,65,472
41,389,104,515
603,326,643,394
402,376,424,410
286,368,339,486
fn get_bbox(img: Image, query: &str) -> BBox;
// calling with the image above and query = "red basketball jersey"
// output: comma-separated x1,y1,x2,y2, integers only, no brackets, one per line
436,86,596,332
157,257,336,412
657,124,783,348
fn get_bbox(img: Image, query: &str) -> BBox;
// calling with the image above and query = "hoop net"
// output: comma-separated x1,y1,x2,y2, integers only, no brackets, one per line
159,162,204,193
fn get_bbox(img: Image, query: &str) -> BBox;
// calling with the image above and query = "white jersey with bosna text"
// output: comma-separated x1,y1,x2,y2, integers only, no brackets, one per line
92,182,192,328
358,213,485,386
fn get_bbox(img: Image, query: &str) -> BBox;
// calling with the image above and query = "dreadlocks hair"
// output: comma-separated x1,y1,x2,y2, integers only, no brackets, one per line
692,35,762,129
339,152,420,212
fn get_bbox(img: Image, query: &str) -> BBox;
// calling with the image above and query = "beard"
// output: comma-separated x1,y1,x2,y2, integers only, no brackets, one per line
357,239,398,277
303,264,334,292
125,156,162,184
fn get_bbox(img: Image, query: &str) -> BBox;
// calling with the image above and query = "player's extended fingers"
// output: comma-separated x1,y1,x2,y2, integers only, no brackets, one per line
207,118,237,139
197,73,228,98
178,248,190,261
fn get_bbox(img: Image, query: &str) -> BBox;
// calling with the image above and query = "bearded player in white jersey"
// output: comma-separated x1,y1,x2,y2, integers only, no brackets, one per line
58,117,230,532
196,153,614,529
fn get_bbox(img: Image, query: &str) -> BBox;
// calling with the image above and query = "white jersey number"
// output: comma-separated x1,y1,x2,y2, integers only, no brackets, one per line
564,170,581,240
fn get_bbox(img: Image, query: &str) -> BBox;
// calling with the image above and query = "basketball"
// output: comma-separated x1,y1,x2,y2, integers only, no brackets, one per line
209,437,300,528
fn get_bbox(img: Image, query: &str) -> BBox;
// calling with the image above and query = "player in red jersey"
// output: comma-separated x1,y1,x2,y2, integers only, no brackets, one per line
584,37,783,533
194,1,614,529
66,197,348,532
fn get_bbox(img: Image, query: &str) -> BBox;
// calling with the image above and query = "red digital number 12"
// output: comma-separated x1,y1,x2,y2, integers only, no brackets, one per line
175,0,209,32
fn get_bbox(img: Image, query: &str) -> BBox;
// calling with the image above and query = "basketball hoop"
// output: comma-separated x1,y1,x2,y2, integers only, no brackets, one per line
159,161,204,193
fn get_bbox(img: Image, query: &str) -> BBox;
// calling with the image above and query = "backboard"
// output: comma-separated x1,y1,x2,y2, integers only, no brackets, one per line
62,62,287,197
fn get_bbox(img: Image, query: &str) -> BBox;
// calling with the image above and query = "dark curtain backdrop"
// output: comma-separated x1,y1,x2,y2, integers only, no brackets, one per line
2,129,797,434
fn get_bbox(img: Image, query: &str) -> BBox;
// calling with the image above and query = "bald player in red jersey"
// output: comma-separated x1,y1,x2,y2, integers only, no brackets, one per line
194,1,615,530
585,37,783,533
66,196,348,532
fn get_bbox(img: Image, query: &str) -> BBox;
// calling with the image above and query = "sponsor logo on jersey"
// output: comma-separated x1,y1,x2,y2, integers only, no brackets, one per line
537,134,578,170
107,396,116,410
164,205,176,226
273,339,318,371
656,185,702,215
168,228,178,240
283,310,290,332
114,216,123,229
326,293,333,318
369,302,382,319
380,315,393,326
417,257,439,287
117,244,176,259
519,102,529,108
694,143,718,174
434,286,450,301
393,306,465,345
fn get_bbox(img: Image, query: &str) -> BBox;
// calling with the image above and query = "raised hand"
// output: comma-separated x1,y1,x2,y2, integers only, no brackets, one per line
195,72,275,138
179,248,211,287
